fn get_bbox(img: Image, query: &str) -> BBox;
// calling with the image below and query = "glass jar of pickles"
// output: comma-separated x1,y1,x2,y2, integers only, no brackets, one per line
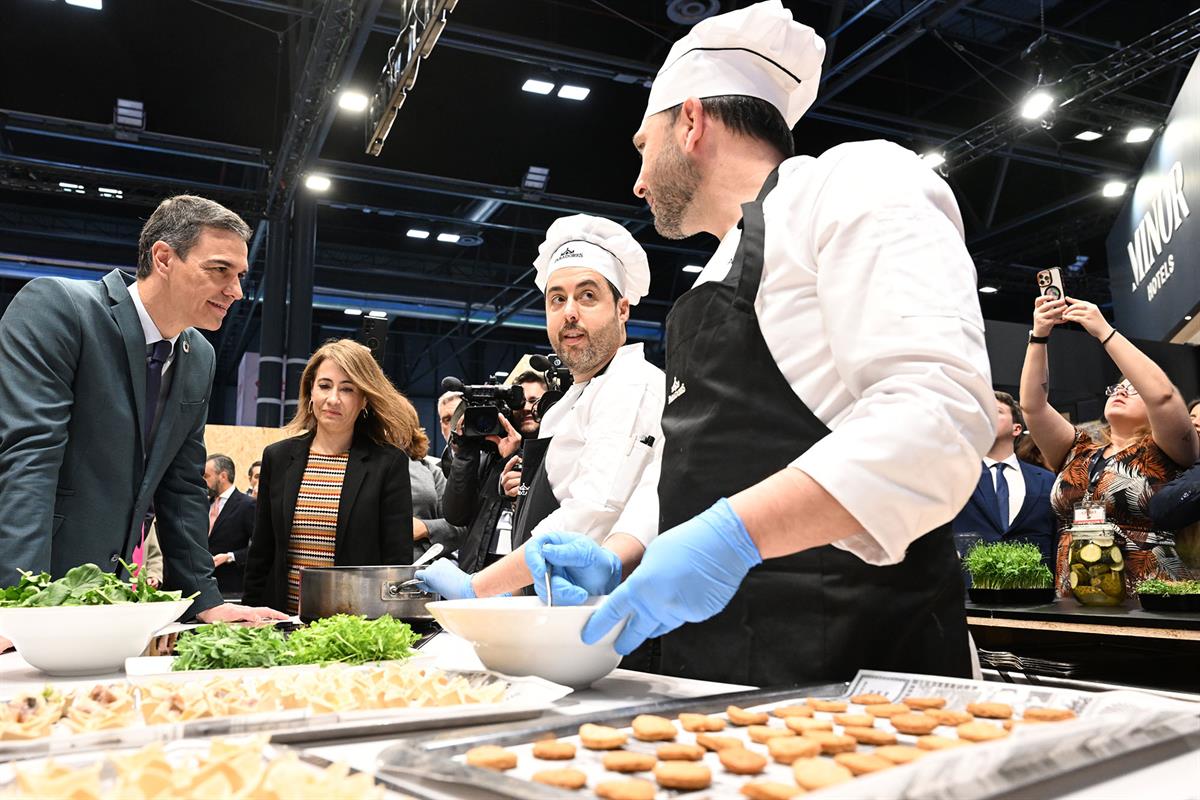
1067,523,1126,606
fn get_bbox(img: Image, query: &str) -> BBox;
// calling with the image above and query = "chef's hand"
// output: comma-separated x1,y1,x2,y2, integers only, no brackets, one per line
486,414,524,460
582,498,761,655
525,532,622,606
500,456,523,498
197,603,289,624
1032,294,1067,336
414,558,475,600
1060,297,1113,340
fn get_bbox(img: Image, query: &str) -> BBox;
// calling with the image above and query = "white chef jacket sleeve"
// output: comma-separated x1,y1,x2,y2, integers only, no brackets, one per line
531,373,662,547
788,143,995,566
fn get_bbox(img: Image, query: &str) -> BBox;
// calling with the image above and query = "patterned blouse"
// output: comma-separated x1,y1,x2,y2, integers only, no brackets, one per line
286,451,349,616
1050,430,1187,596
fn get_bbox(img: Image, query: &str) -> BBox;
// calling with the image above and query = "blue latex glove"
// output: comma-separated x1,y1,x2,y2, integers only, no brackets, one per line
414,558,475,600
525,532,623,606
582,498,761,655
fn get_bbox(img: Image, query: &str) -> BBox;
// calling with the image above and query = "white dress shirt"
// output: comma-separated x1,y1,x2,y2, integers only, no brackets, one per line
982,453,1025,527
127,282,180,374
533,342,665,548
691,140,995,565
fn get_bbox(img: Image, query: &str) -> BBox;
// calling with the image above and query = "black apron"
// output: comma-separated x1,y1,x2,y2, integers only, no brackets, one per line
654,168,971,686
510,436,557,550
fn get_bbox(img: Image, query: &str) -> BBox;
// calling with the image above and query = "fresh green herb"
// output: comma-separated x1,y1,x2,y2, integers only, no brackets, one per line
1135,578,1200,596
0,562,192,607
172,622,292,670
963,541,1053,590
286,614,420,665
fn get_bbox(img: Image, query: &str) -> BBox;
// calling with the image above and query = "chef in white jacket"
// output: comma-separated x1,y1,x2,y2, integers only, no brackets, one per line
416,215,664,602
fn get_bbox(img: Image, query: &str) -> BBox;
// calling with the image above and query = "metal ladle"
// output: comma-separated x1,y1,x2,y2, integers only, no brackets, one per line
394,543,445,590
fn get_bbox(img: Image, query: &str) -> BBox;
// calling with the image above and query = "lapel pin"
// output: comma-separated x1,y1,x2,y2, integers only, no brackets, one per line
182,340,190,354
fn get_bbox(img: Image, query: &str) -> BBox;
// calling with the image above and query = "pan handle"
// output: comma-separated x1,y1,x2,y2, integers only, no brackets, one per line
382,578,425,599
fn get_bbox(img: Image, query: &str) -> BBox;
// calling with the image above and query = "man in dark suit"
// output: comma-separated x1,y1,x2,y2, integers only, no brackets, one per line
0,195,286,644
953,391,1057,569
203,454,255,597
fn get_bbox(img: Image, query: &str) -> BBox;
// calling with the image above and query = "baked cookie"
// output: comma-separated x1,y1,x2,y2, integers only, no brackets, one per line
656,743,705,761
679,712,726,732
917,735,972,751
727,705,770,726
806,698,848,713
792,757,853,790
784,716,833,733
654,761,712,790
833,713,875,728
747,724,795,744
850,693,891,705
841,726,898,746
603,751,657,773
862,702,910,718
532,768,587,789
595,778,656,800
966,702,1013,720
766,735,821,764
465,745,516,771
741,781,802,799
890,713,940,735
802,731,857,754
580,723,628,750
696,733,744,752
957,721,1009,742
771,704,813,719
1023,706,1076,722
926,708,974,726
532,739,576,760
874,745,926,764
903,696,948,710
719,747,768,775
631,714,677,742
834,752,894,775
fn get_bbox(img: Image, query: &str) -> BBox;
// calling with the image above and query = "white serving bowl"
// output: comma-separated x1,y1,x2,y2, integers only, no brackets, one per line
0,600,192,676
427,596,623,688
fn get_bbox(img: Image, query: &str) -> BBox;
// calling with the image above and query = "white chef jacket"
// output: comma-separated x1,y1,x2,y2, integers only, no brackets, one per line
982,453,1025,527
691,140,995,566
533,342,665,548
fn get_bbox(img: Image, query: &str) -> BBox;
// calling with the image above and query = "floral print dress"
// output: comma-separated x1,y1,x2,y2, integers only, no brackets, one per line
1050,431,1188,596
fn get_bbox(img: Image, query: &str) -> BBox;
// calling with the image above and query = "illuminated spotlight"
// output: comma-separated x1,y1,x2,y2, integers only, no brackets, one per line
58,181,85,195
66,0,103,8
682,264,704,273
521,79,554,95
343,308,363,316
1019,90,1055,120
1125,127,1154,143
98,186,123,199
920,151,945,168
437,233,461,244
1102,181,1127,198
557,85,590,101
338,91,369,112
367,310,388,319
978,286,999,294
406,228,430,239
304,174,331,192
1074,130,1103,142
522,165,550,192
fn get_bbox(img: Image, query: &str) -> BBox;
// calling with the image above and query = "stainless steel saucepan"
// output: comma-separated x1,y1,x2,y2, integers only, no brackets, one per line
298,562,440,622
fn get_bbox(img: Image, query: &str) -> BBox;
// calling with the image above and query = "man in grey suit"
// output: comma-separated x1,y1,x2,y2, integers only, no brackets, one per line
0,195,287,648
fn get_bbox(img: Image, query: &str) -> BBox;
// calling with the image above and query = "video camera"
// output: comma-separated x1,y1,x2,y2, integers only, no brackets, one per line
442,352,574,443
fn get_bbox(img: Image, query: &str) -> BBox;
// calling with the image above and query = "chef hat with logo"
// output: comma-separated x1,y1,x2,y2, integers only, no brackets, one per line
643,0,826,129
533,214,651,306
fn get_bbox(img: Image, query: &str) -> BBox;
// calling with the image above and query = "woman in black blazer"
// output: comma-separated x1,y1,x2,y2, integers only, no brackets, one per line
242,340,422,614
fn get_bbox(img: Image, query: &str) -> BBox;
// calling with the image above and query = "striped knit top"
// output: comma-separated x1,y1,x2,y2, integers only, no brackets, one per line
287,451,349,616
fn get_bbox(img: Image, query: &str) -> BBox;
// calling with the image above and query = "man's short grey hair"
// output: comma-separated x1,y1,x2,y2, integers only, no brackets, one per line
437,391,463,412
207,453,236,483
137,195,252,279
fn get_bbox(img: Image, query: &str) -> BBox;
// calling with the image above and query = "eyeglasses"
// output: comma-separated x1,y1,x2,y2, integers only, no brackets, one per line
1104,383,1139,397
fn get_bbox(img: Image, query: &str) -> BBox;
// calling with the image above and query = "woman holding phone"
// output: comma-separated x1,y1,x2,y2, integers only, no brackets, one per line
1019,294,1197,595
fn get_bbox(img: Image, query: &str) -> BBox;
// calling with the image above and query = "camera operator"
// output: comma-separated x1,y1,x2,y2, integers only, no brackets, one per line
417,215,664,600
442,373,546,572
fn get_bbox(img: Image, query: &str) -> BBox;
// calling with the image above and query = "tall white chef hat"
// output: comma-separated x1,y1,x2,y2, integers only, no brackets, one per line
533,215,651,306
643,0,826,129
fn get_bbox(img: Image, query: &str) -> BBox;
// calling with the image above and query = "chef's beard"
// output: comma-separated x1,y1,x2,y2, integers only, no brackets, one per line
556,316,621,377
648,138,701,240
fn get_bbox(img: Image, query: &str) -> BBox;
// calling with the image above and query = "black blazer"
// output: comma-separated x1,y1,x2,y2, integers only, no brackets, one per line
208,488,255,596
241,428,413,612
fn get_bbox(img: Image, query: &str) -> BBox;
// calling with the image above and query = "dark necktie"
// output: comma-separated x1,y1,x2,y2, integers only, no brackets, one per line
992,462,1010,530
144,339,172,445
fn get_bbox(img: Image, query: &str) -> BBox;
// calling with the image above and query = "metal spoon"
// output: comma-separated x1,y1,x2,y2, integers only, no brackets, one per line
545,564,553,607
395,543,446,590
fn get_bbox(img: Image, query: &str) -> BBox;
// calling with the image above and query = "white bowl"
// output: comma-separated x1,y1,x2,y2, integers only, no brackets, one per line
427,596,623,688
0,600,192,676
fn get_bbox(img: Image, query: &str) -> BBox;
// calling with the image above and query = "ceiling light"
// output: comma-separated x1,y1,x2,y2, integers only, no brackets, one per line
113,98,144,129
978,286,999,294
522,165,550,193
1125,127,1154,143
58,181,85,195
338,91,369,112
437,233,461,244
1074,130,1103,142
406,228,430,239
343,308,363,316
521,79,554,95
304,174,331,192
65,0,103,8
920,151,945,168
557,85,590,101
682,264,704,273
1102,181,1127,197
98,186,123,199
367,310,388,319
1019,90,1055,120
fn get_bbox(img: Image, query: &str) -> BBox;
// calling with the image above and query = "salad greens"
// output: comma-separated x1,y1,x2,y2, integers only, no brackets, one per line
963,541,1053,590
171,614,420,671
0,562,190,607
1135,578,1200,595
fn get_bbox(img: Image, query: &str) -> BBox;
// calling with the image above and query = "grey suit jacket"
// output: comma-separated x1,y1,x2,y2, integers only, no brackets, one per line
0,269,222,613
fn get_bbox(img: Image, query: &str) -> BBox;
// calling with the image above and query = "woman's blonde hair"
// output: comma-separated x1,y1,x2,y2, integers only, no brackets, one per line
287,339,429,459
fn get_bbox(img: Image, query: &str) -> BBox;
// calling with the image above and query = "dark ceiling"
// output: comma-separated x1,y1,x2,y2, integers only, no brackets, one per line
0,0,1196,406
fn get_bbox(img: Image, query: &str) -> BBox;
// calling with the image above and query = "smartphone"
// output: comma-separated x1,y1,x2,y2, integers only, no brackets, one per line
1036,267,1065,301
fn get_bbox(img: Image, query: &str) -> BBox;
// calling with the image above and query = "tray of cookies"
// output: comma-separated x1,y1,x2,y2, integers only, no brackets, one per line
374,670,1200,799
